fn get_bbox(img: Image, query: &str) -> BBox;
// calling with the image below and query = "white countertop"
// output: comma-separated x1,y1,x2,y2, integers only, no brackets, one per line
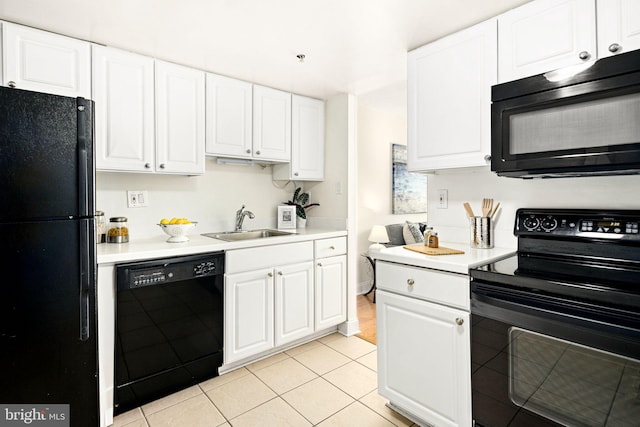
371,242,515,274
97,227,347,264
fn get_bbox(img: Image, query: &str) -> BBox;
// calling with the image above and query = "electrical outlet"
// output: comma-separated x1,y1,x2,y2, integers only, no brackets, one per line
437,189,448,209
127,190,149,208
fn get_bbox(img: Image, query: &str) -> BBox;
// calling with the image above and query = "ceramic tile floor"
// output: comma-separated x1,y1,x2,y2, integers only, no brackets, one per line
112,333,417,427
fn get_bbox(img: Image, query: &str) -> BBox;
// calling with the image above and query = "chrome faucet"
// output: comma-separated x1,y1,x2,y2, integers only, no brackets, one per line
235,205,255,231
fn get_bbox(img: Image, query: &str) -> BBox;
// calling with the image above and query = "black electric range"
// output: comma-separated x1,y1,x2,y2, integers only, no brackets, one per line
468,209,640,427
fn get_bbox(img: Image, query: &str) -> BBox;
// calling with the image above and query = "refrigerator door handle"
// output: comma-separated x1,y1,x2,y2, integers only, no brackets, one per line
79,220,93,341
76,98,92,218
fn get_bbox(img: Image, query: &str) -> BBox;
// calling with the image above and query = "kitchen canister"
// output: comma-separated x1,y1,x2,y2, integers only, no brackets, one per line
470,217,493,249
108,217,129,243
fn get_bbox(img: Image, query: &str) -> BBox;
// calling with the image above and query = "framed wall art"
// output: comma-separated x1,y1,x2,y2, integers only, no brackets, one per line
392,144,427,214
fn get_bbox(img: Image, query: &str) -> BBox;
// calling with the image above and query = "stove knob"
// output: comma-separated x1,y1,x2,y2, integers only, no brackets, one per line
541,217,558,232
522,216,540,231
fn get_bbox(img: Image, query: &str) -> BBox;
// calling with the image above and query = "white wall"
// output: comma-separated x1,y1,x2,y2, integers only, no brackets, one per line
356,103,426,291
95,162,298,239
426,169,640,248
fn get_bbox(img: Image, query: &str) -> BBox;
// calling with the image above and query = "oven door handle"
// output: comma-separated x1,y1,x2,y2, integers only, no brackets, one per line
471,281,640,355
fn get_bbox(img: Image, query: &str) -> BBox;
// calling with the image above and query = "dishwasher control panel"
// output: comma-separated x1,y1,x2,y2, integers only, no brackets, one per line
116,252,224,290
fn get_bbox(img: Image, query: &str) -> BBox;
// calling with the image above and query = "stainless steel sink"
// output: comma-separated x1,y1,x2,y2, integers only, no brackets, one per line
202,229,295,242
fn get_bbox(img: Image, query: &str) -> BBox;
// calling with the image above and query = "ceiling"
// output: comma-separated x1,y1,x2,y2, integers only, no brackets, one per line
0,0,530,115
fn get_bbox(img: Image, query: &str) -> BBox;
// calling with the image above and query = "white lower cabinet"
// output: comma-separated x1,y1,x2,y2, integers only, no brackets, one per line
225,267,275,363
224,241,314,364
376,261,471,427
315,255,347,330
224,238,347,365
275,261,315,346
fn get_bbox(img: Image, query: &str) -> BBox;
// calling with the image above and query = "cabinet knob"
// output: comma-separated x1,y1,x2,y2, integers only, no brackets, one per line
317,262,323,267
578,51,591,61
277,271,283,276
8,81,16,88
329,246,335,250
144,163,151,169
484,154,491,162
159,163,166,169
294,172,299,176
256,150,261,155
407,279,415,286
268,272,273,277
608,43,621,53
455,318,464,326
246,149,251,154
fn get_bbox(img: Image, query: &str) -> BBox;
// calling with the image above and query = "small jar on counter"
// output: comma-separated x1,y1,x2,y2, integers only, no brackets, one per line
107,217,129,243
427,232,439,248
96,211,107,244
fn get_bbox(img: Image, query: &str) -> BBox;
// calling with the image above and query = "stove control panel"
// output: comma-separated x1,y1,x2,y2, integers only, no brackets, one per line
515,209,640,240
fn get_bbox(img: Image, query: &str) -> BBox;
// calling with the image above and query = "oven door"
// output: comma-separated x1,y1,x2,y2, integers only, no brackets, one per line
470,281,640,427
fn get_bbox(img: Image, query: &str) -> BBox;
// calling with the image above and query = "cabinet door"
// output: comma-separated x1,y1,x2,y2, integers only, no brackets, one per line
597,0,640,58
93,46,155,172
155,60,205,174
2,23,91,98
273,95,325,181
315,255,346,330
407,19,496,171
274,261,314,347
377,290,471,427
205,73,253,158
252,85,291,162
498,0,596,83
224,268,274,364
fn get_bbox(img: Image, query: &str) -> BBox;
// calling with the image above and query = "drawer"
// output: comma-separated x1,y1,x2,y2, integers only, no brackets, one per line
315,237,347,258
376,261,469,310
226,241,313,274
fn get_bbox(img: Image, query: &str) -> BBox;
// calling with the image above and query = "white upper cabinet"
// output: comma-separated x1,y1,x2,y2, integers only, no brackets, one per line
498,0,596,83
93,46,155,172
597,0,640,58
2,22,91,98
155,60,206,175
205,73,253,158
407,19,496,171
273,94,325,181
252,84,291,162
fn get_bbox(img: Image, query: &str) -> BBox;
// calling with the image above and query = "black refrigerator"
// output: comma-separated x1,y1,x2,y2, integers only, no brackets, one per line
0,86,98,426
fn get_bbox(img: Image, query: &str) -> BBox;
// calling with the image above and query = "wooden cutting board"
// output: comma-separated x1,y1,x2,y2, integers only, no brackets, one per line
403,244,465,256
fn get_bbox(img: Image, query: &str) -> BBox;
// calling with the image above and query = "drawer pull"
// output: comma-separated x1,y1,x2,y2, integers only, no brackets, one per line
455,318,464,326
407,279,415,286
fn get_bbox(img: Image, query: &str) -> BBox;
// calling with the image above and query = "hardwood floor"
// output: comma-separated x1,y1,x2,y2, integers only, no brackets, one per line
356,293,377,344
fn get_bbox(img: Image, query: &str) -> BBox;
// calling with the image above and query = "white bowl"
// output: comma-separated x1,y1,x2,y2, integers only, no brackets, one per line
158,222,197,243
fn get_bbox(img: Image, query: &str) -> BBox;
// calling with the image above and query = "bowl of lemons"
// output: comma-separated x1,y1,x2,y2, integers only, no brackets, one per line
158,217,197,243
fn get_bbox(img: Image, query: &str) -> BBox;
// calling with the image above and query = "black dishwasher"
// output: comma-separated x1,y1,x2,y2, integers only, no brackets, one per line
114,252,224,414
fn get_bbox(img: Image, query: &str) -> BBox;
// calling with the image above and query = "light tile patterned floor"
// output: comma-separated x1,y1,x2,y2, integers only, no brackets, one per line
112,333,416,426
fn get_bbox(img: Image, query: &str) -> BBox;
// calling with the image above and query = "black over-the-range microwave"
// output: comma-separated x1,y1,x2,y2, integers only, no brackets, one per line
491,49,640,178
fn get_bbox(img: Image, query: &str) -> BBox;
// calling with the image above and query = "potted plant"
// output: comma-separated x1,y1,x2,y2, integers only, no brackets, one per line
285,187,319,227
